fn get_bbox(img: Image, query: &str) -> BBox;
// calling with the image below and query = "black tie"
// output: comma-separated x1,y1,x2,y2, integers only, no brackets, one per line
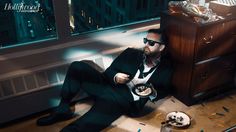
138,63,158,78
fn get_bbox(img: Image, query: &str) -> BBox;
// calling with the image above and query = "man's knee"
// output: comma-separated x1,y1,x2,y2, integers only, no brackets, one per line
60,124,79,132
69,61,88,72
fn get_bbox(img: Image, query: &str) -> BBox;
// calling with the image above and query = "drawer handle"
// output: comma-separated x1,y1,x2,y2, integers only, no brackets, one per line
203,35,213,44
224,64,235,71
200,72,208,80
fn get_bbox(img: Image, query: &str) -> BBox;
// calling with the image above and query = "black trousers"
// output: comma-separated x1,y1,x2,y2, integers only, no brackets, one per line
58,61,131,132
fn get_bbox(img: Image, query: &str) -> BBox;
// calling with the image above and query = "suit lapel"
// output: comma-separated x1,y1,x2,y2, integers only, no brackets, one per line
148,60,165,85
125,50,143,79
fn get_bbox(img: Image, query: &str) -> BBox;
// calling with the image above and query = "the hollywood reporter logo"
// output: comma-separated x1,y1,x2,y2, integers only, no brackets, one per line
4,2,40,12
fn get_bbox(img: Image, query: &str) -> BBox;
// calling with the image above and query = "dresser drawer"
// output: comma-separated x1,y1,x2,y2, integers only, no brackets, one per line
191,54,236,96
195,20,236,61
195,37,235,62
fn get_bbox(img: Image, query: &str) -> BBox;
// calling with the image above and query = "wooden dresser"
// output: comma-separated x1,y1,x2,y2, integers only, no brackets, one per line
161,12,236,105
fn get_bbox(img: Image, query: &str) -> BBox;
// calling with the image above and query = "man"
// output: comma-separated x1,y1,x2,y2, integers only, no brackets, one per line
37,29,173,132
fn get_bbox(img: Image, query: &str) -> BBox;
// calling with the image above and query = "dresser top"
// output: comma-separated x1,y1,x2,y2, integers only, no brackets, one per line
161,11,235,27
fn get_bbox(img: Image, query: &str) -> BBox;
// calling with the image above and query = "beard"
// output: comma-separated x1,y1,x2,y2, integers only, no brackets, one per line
143,47,161,58
143,47,150,55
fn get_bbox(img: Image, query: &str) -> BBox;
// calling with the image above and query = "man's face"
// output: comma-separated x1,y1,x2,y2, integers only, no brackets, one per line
143,32,165,57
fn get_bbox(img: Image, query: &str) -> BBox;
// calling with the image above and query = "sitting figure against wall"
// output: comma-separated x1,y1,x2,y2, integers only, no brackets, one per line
36,28,173,132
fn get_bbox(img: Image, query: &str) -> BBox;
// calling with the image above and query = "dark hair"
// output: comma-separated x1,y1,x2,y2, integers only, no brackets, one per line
147,28,162,34
147,28,167,45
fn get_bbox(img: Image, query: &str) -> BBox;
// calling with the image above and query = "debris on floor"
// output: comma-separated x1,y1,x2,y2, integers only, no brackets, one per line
222,106,229,113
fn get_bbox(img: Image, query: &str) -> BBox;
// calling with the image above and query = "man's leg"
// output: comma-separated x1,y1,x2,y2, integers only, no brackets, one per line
60,98,124,132
37,61,107,126
59,61,106,108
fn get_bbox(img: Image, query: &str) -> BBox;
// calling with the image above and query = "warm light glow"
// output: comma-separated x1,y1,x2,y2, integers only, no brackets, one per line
63,48,115,70
92,24,160,48
63,49,97,60
92,29,145,48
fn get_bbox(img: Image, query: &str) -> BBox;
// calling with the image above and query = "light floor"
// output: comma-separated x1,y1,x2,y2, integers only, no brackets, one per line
1,90,236,132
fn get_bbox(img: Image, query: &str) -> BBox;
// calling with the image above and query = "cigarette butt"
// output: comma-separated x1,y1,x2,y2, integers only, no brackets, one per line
216,112,225,116
209,113,217,119
139,122,146,126
171,99,175,103
201,103,205,107
222,106,229,112
211,113,216,116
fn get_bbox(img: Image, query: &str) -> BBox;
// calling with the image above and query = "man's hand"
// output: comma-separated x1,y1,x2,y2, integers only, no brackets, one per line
114,73,130,84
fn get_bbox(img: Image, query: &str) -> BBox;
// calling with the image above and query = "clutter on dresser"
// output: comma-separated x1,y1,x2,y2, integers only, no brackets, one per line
168,0,225,23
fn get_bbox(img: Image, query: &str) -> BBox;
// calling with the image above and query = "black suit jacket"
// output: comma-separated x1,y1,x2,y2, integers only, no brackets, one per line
103,48,173,106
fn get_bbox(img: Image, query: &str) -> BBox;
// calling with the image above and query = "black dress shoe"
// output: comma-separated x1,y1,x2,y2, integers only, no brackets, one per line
37,112,75,126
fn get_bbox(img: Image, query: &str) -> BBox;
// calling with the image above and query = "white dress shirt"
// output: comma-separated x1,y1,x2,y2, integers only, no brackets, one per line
126,63,157,101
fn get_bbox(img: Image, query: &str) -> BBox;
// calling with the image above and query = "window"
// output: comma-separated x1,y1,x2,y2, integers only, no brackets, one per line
117,0,125,9
69,0,171,34
0,0,57,48
116,12,124,24
136,0,147,10
96,0,101,8
105,3,112,16
0,0,171,49
96,12,100,21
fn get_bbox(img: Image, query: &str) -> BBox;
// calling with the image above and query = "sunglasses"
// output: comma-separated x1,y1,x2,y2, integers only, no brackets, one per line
143,38,164,46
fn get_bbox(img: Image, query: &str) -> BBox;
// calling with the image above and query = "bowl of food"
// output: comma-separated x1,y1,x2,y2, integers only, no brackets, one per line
132,83,154,98
165,111,191,128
